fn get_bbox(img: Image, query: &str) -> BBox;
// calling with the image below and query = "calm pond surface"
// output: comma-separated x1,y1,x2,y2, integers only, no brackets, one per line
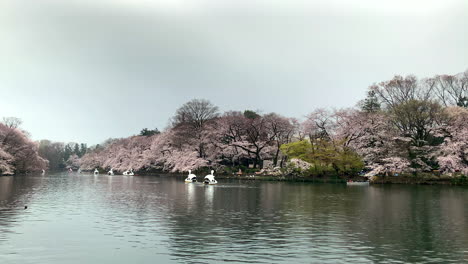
0,172,467,263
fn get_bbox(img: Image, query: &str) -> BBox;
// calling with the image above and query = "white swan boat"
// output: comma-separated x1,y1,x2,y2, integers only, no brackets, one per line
123,169,134,176
108,169,114,175
185,170,197,183
94,169,99,175
204,170,217,185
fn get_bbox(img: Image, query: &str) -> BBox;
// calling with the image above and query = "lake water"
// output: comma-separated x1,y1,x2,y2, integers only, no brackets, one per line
0,173,467,263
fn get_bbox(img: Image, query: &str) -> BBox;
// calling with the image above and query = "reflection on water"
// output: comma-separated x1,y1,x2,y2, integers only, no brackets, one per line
0,173,467,263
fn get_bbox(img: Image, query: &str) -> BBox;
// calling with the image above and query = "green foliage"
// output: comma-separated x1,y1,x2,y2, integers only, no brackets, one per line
391,99,445,146
452,175,468,185
456,96,468,108
333,149,365,175
139,128,160,136
280,140,311,161
63,144,73,162
38,141,87,171
280,140,364,176
361,90,381,113
79,143,88,157
243,110,260,119
73,144,80,156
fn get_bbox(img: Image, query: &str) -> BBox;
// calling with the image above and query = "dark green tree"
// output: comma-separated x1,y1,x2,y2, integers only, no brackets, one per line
243,110,260,119
457,96,468,108
361,90,381,113
64,144,73,161
79,143,87,157
73,143,80,156
38,140,65,170
139,128,160,136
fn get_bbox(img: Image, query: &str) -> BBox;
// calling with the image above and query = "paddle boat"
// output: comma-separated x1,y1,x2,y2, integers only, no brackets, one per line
108,169,114,175
204,170,217,185
123,169,134,176
94,169,99,175
185,170,197,183
346,180,369,186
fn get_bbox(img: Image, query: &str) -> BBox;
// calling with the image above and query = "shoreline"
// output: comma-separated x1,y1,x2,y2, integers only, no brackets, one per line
5,171,467,186
135,171,468,185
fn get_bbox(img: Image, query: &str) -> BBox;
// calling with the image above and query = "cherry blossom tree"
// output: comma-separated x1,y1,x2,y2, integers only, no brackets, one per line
362,74,455,173
437,107,468,175
216,111,279,168
142,130,210,172
171,99,219,159
263,113,297,166
66,154,81,170
80,135,155,172
0,146,14,175
302,108,334,141
390,100,446,147
333,109,411,176
0,122,48,174
76,149,102,171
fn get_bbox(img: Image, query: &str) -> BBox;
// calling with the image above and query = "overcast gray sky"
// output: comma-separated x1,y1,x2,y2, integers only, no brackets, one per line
1,0,467,145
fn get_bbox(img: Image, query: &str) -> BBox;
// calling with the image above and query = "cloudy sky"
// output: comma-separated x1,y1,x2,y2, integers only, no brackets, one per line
1,0,467,145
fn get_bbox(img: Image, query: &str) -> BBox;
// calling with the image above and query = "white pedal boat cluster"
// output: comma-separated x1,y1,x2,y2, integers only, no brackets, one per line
184,170,218,185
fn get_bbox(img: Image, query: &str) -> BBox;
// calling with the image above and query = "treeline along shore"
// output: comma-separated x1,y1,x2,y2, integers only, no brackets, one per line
1,70,467,185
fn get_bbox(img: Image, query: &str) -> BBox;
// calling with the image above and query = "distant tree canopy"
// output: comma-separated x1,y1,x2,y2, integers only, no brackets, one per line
38,141,87,171
170,99,219,159
139,128,160,136
2,117,22,129
243,110,260,119
172,99,219,129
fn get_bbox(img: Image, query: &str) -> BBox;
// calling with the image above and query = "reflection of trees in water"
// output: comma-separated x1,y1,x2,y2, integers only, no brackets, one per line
164,182,468,263
0,174,43,242
339,185,468,263
0,176,14,201
163,182,356,262
266,184,468,262
164,181,296,262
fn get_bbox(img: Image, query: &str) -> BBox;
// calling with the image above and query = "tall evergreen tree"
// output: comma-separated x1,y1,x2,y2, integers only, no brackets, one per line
361,90,381,113
73,144,80,156
79,143,87,157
